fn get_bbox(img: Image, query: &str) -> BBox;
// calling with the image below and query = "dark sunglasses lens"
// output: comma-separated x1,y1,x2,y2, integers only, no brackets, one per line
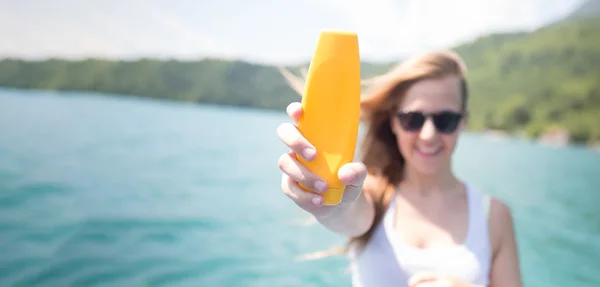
434,112,462,133
399,112,425,131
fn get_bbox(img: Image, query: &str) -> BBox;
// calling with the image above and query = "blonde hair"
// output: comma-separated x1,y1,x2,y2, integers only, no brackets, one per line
279,50,469,260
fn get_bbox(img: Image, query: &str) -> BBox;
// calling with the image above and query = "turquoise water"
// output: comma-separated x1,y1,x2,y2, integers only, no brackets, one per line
0,88,598,286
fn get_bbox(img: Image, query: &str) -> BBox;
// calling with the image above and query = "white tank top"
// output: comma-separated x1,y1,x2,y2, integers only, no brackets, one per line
348,184,492,287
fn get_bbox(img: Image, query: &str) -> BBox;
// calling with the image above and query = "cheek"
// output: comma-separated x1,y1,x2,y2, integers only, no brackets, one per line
442,134,459,152
396,130,417,156
391,118,418,157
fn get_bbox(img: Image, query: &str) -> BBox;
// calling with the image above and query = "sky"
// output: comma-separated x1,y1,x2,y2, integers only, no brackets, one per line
0,0,586,64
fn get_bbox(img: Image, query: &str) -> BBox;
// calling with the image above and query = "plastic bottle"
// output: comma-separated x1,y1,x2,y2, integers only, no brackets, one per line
296,30,361,205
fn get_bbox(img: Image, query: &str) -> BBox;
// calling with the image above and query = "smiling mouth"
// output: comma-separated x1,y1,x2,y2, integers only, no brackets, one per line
416,146,443,157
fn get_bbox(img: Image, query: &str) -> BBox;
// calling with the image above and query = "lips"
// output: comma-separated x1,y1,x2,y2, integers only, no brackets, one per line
416,146,443,157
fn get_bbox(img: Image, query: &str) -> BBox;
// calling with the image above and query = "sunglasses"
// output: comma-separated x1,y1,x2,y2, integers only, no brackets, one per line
395,110,464,134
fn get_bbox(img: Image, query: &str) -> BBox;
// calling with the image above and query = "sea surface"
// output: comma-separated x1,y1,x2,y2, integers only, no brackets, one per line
0,88,598,287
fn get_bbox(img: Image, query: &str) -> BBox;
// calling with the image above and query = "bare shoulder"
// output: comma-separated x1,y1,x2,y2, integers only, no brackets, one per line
487,196,523,286
488,197,515,255
490,197,514,229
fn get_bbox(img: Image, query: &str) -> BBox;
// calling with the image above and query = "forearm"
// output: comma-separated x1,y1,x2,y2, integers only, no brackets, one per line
315,191,374,237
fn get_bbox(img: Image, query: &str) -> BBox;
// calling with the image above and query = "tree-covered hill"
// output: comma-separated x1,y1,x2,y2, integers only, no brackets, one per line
0,0,599,145
453,15,600,143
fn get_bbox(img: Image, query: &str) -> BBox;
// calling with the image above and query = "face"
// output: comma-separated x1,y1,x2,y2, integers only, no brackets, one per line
390,75,467,175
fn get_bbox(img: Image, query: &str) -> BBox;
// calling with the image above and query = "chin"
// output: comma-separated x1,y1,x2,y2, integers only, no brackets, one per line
409,151,449,175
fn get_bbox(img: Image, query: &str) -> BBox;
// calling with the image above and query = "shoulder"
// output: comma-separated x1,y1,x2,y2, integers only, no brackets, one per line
487,196,516,258
484,196,523,285
489,197,513,223
488,196,515,237
466,184,514,237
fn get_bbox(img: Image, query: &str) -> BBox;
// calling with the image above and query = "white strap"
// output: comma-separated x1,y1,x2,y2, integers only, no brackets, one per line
483,195,491,220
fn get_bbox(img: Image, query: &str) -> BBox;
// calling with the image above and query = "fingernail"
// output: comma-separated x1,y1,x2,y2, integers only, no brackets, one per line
314,181,326,193
312,196,322,205
344,171,356,184
303,148,315,160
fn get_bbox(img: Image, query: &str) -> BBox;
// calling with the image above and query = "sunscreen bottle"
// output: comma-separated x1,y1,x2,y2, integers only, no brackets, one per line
296,30,361,205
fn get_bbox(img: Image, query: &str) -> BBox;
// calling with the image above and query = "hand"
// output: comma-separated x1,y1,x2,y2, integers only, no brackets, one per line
408,272,480,287
276,102,367,218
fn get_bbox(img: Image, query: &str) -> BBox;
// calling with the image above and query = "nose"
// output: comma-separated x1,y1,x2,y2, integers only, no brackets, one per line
418,118,437,141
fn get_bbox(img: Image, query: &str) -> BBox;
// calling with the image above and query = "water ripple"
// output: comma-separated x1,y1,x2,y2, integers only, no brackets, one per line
0,182,74,208
1,90,599,287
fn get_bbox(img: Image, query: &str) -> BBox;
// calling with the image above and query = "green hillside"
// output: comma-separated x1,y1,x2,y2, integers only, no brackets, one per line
0,3,598,144
0,58,304,111
454,16,600,143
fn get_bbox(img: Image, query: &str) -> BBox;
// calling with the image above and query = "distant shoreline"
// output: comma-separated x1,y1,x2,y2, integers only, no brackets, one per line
1,16,600,147
2,86,598,152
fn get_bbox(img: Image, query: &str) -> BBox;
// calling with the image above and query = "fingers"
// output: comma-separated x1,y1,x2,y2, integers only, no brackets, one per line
408,271,441,287
276,122,316,162
278,151,327,194
286,102,303,122
281,173,324,206
338,162,368,202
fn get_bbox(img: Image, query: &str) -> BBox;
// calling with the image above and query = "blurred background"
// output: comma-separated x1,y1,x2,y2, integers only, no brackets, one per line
0,0,599,286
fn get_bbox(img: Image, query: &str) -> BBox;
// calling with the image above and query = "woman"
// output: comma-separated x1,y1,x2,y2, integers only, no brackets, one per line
276,51,522,287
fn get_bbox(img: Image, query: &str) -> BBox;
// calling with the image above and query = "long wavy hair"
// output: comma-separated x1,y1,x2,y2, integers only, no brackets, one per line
279,50,469,260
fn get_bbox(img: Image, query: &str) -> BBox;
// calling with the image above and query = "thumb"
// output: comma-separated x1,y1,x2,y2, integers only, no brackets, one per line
338,162,367,202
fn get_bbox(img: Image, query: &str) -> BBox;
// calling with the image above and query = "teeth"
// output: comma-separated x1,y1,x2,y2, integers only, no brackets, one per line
418,147,441,154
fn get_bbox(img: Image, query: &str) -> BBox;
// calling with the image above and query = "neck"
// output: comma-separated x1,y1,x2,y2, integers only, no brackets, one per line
399,165,460,196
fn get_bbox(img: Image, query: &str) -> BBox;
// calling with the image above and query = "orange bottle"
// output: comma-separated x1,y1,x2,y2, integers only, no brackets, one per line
296,30,362,205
